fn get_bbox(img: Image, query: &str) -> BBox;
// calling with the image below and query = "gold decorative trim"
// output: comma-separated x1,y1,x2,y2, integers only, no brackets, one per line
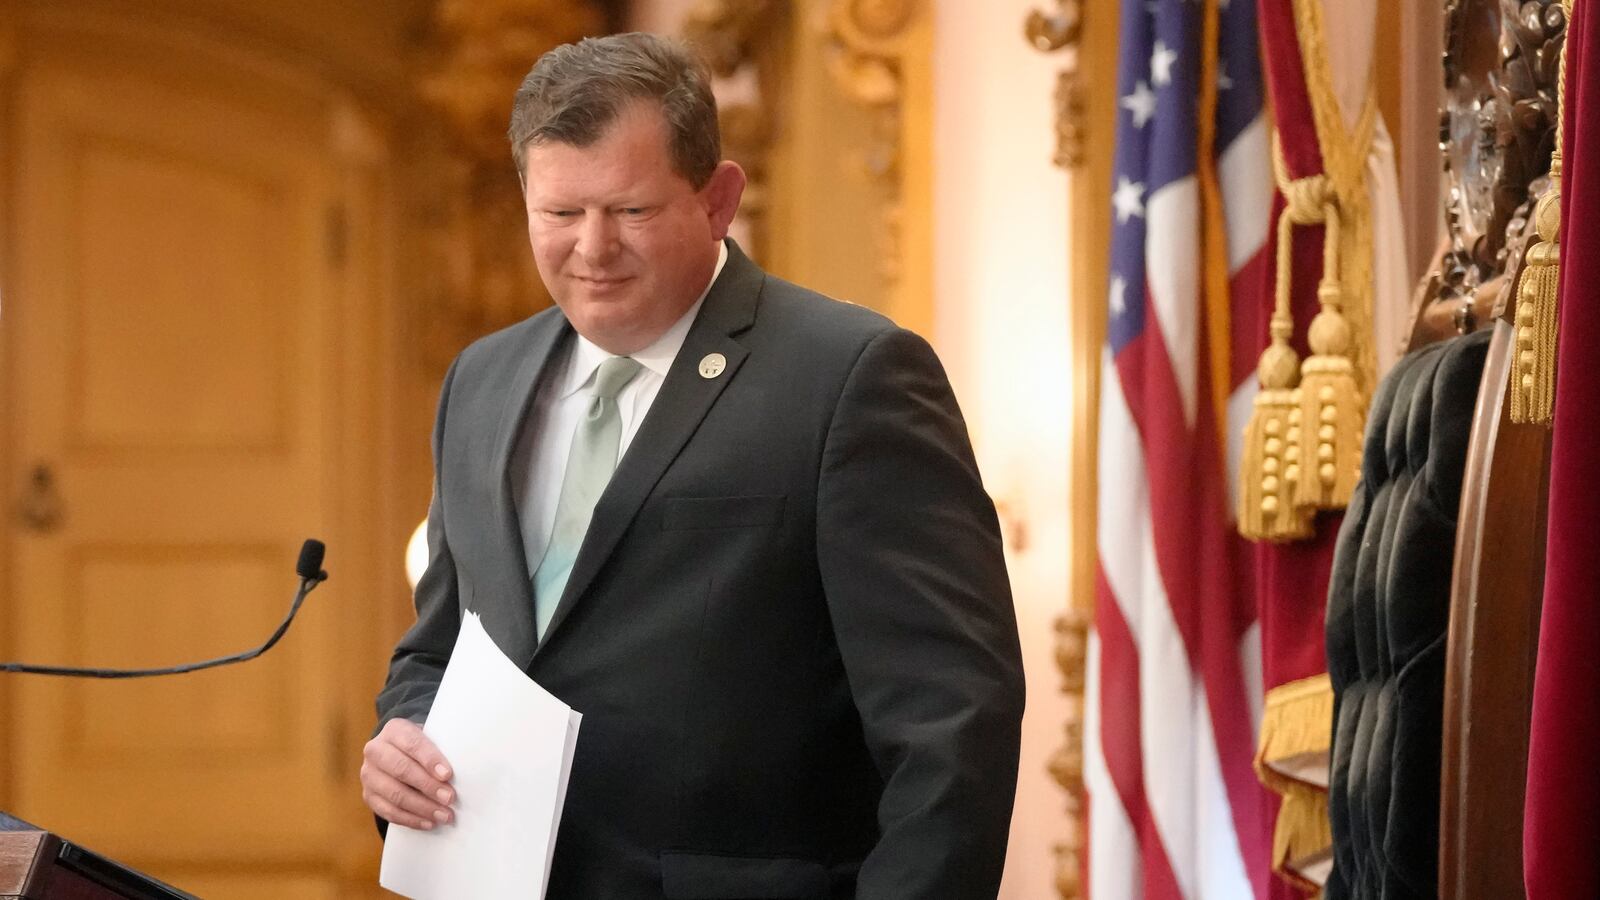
1508,0,1570,425
1255,674,1334,890
1048,607,1089,899
682,0,786,263
820,0,932,334
1049,0,1119,894
1025,0,1085,168
822,0,909,282
409,0,603,374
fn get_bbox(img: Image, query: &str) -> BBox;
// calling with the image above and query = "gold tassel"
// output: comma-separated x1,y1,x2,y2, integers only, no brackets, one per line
1511,154,1562,424
1239,309,1314,541
1292,204,1365,511
1509,0,1570,424
1240,143,1320,542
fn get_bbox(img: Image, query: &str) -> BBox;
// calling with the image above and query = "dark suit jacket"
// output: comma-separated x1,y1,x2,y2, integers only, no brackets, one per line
376,242,1024,899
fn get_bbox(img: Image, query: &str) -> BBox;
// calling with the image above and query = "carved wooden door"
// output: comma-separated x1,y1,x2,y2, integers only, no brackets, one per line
4,33,354,900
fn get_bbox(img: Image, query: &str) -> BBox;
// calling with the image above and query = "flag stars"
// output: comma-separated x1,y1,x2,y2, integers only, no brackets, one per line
1121,80,1157,128
1110,276,1129,317
1152,41,1179,86
1113,177,1147,223
1218,59,1235,91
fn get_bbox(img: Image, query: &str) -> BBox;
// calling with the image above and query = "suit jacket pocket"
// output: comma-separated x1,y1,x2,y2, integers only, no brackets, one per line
660,851,828,899
660,494,787,531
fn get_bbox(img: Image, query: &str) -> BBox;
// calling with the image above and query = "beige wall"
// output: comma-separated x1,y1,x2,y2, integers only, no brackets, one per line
931,3,1072,897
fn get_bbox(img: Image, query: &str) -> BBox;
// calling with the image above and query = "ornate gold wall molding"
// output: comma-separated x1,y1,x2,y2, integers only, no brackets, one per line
821,0,910,278
1028,0,1120,895
1025,0,1085,168
1047,607,1090,899
682,0,788,263
820,0,933,337
409,0,604,374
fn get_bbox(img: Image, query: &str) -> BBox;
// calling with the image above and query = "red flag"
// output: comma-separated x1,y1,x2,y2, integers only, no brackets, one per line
1524,1,1600,895
1248,0,1356,894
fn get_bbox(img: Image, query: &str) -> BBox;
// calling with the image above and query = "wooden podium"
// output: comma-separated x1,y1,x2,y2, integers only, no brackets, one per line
1,813,198,900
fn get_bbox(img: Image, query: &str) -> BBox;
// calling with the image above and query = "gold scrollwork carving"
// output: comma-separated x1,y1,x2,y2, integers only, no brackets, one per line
410,0,604,374
845,0,916,39
1025,0,1081,51
822,0,920,289
1048,607,1090,899
682,0,787,263
1028,5,1089,897
1025,0,1085,169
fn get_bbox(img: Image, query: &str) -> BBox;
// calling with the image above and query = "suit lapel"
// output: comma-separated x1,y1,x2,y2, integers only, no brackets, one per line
535,241,763,654
485,311,571,665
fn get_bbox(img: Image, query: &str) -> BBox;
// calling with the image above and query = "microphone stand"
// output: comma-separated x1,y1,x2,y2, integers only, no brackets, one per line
1,546,328,678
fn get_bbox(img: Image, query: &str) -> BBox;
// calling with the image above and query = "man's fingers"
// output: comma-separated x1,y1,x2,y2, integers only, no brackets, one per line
361,763,454,828
387,719,453,781
368,739,454,805
366,721,455,803
364,788,435,832
361,719,458,828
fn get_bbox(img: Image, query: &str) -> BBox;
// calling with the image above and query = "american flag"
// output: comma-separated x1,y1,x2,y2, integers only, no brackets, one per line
1084,0,1276,897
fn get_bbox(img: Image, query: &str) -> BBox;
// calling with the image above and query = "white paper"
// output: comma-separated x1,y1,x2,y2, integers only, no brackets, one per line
380,612,581,900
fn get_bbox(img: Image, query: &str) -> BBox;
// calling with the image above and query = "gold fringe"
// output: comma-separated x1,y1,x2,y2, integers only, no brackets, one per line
1256,674,1334,898
1276,785,1334,894
1255,673,1334,789
1511,154,1563,424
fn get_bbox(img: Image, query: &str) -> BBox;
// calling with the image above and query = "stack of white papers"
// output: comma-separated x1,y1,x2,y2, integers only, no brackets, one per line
380,612,582,899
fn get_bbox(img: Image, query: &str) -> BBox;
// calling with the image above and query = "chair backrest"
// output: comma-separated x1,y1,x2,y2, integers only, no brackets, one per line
1423,2,1567,897
1325,331,1491,899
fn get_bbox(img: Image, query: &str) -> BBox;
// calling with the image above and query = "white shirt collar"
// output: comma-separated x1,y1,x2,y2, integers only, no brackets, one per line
559,241,729,399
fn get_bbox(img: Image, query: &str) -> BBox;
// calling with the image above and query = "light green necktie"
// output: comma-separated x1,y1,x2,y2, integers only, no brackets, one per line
532,355,643,639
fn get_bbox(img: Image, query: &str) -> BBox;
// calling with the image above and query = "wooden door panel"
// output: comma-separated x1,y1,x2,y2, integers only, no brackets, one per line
9,56,340,866
71,139,293,452
65,545,292,751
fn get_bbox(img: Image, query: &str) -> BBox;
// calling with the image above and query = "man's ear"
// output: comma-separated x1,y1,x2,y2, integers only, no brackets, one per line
701,160,747,240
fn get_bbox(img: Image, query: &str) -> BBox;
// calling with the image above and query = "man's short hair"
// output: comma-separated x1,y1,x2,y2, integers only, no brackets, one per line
509,32,721,188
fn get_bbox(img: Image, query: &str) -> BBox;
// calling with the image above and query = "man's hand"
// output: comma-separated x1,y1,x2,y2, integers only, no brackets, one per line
361,718,455,830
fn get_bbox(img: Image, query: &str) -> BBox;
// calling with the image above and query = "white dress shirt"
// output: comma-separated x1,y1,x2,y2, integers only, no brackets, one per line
511,242,729,576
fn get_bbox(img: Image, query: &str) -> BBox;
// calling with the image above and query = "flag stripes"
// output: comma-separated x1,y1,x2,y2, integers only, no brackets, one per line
1086,0,1276,896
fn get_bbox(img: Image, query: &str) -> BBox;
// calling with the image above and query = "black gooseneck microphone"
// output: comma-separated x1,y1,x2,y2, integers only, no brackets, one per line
0,539,329,678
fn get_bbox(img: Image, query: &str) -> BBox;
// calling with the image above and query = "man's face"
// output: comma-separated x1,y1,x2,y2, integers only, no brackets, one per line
522,101,744,355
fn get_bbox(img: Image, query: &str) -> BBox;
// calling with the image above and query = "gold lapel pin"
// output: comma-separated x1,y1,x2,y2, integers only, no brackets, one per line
698,353,727,379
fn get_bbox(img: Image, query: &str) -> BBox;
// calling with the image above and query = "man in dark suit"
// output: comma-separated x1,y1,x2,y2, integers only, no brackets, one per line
361,32,1024,899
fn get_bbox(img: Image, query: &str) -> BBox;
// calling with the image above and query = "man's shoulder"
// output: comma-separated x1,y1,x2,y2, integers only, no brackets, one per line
460,305,565,362
750,272,899,348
